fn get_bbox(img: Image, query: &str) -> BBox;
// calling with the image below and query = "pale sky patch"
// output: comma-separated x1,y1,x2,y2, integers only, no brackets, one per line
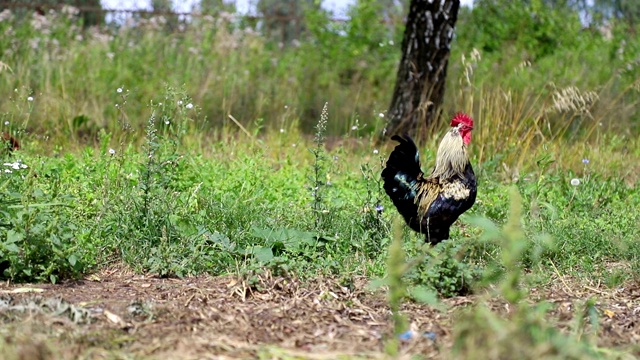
101,0,474,18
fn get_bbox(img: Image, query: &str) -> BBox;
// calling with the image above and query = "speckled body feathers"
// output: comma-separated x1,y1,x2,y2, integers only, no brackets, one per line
381,130,476,244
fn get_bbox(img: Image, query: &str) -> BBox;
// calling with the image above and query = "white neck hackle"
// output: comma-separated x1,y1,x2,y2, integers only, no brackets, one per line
431,126,469,179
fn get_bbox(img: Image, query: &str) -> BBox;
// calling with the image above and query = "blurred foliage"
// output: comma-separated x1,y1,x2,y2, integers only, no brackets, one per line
457,0,583,59
256,0,320,44
199,0,236,15
0,0,103,26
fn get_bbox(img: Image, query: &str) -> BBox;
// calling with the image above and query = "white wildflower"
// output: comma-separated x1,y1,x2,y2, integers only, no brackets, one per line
570,178,580,186
27,96,33,102
351,125,358,131
109,148,116,155
28,38,39,50
186,103,193,109
0,9,12,22
378,113,385,118
61,5,80,17
116,87,123,93
4,169,11,173
165,120,170,125
177,100,183,105
4,121,8,126
280,128,285,133
373,149,379,154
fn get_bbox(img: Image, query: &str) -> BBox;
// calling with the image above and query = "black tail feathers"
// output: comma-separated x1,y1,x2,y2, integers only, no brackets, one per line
381,134,423,216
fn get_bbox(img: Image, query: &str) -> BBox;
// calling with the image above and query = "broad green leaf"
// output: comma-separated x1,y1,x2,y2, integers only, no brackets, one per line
253,247,274,262
68,254,78,267
4,242,19,253
6,230,23,243
410,286,447,312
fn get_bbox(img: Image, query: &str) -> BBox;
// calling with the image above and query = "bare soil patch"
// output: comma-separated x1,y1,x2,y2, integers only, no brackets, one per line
0,267,638,359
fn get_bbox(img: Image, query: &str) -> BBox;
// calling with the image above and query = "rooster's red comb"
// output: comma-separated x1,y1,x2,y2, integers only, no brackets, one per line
450,112,473,128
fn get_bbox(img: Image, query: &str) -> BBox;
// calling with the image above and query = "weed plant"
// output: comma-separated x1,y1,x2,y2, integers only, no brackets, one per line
450,188,627,360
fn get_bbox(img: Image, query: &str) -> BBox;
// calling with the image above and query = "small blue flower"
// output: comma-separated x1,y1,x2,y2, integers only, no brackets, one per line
398,330,413,341
582,158,590,164
375,204,384,213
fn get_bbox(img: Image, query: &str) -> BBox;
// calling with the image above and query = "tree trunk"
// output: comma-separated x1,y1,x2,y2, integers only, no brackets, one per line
384,0,461,138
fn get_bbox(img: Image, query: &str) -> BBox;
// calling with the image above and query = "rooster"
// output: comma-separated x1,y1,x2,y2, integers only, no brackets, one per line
381,113,476,244
1,132,20,153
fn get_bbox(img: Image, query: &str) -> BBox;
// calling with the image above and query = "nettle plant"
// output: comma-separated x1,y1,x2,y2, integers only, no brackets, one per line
0,157,85,283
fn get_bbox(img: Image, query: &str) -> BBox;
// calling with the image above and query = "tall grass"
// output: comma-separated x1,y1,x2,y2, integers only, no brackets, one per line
0,9,395,140
1,6,638,155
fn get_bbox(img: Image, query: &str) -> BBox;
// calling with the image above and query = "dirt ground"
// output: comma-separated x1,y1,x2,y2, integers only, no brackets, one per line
0,267,638,359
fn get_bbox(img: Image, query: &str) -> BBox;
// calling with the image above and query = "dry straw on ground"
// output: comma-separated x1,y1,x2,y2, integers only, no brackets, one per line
0,267,638,359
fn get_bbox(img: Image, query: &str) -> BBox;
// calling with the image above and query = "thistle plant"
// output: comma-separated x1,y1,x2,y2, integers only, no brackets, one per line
104,88,196,276
115,86,132,134
141,109,160,219
309,102,329,230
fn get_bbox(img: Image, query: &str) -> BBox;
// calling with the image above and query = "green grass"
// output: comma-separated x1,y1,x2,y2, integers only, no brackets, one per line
1,83,638,285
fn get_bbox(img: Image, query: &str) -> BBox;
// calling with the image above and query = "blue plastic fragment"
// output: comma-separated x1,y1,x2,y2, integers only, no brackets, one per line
398,330,413,341
399,330,437,341
423,332,437,341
